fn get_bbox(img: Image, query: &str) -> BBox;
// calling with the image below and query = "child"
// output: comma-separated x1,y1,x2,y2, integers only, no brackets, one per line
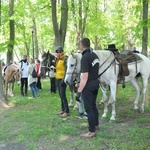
49,65,56,93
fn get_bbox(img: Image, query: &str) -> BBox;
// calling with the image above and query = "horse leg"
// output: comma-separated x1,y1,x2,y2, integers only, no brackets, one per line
11,82,14,97
140,77,149,113
5,81,8,97
101,86,109,118
130,78,141,110
8,83,11,96
69,84,78,109
69,90,74,107
99,85,107,104
108,82,117,121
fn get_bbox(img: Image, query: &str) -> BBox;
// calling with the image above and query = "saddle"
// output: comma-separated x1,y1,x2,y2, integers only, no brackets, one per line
111,50,143,88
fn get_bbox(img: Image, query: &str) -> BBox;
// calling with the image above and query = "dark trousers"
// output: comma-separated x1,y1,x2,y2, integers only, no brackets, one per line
50,77,56,93
21,78,28,96
82,80,99,132
36,77,42,90
56,79,69,113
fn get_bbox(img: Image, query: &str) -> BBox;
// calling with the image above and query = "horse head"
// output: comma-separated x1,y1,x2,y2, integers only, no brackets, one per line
41,51,56,78
64,52,82,85
14,68,21,85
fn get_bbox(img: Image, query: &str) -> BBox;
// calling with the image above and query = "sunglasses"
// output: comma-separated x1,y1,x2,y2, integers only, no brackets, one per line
56,51,63,53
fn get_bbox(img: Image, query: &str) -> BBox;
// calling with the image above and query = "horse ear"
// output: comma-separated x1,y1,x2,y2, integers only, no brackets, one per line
47,51,49,54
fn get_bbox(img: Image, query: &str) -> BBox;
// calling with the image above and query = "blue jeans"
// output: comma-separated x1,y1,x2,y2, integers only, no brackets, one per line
29,82,40,97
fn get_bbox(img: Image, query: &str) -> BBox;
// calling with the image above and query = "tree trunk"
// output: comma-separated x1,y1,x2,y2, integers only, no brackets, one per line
51,0,68,47
0,0,8,107
7,0,15,64
71,0,89,50
0,61,9,107
32,17,39,59
0,0,1,26
142,0,148,56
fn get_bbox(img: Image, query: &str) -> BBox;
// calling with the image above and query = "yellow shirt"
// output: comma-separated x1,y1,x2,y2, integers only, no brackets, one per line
56,55,66,79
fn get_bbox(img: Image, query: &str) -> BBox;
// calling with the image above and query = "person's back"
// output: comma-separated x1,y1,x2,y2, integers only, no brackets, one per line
19,55,29,97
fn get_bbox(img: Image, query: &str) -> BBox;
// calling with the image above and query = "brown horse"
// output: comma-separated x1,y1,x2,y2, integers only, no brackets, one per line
3,64,21,97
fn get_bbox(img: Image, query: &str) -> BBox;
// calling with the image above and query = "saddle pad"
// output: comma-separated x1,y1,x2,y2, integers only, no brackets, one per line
119,51,143,63
126,53,143,64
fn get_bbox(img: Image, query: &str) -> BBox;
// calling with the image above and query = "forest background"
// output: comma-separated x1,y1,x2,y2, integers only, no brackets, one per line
0,0,149,63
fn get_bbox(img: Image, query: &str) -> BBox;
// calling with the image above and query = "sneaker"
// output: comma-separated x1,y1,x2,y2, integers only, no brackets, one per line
82,114,88,119
76,113,83,119
28,97,34,99
37,95,40,98
76,113,87,119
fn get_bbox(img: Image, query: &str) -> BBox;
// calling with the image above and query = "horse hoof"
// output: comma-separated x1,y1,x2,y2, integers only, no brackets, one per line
69,104,73,107
99,101,104,105
134,106,138,110
101,117,106,120
140,107,144,113
73,107,78,110
109,119,115,123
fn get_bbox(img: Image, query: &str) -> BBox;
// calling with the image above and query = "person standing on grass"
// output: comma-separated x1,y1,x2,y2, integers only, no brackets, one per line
76,38,100,138
35,59,42,91
19,55,29,97
49,65,56,93
55,46,69,118
28,58,40,99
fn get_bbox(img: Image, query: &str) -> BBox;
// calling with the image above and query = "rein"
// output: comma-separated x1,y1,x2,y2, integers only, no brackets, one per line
98,53,116,77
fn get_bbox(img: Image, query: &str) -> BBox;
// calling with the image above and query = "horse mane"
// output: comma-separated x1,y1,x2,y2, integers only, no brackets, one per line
94,50,115,63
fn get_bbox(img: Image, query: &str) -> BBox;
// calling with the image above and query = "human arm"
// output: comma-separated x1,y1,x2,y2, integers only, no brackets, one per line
77,72,88,93
75,72,88,102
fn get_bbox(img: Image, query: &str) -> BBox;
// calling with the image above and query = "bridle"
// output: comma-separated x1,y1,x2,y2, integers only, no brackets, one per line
41,54,53,70
66,54,80,83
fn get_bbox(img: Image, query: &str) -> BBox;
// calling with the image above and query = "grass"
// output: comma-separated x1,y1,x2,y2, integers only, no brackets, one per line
0,78,150,150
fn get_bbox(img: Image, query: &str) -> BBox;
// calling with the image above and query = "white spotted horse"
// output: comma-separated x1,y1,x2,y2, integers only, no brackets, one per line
64,50,150,121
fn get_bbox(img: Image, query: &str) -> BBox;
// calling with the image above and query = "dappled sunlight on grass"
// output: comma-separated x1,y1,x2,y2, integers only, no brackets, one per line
58,134,70,141
80,122,88,128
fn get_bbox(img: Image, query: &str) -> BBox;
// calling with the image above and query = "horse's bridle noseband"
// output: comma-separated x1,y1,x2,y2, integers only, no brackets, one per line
66,54,80,83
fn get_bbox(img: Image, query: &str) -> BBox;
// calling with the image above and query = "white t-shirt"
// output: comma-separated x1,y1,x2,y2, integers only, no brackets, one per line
19,61,29,78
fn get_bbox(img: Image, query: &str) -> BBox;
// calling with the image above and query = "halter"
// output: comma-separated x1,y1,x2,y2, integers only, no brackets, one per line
41,53,56,70
66,54,80,83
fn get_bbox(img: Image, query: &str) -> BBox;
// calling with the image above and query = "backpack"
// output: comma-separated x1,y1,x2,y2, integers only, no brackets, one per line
31,67,37,78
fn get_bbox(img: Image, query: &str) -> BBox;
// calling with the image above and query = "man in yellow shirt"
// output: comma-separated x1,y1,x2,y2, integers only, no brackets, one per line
55,46,69,118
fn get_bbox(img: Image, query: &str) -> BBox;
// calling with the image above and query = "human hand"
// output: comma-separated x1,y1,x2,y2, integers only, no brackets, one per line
75,92,81,102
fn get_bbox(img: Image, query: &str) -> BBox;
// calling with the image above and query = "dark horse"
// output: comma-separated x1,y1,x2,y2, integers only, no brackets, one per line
41,51,78,109
41,51,56,78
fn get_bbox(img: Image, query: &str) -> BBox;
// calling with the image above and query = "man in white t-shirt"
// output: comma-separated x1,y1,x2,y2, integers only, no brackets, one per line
19,55,29,97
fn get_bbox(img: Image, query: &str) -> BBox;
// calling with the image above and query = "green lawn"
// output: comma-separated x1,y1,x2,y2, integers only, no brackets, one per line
0,78,150,150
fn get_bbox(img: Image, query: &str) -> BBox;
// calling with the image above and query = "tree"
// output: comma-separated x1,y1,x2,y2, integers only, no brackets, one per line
70,0,89,49
0,61,10,107
142,0,148,56
0,0,9,107
50,0,68,48
7,0,15,64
